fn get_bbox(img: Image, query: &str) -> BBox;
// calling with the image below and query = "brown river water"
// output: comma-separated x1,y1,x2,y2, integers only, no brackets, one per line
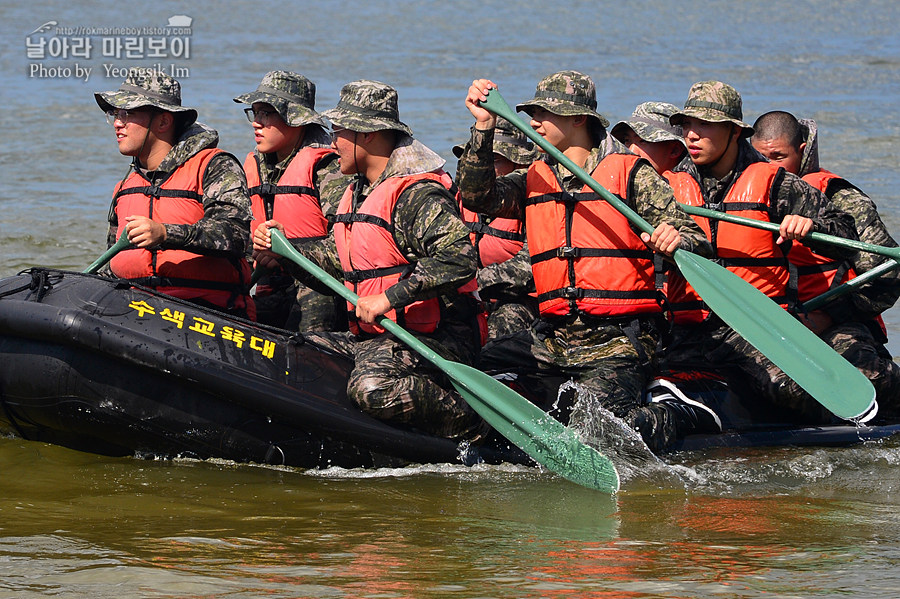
2,1,900,596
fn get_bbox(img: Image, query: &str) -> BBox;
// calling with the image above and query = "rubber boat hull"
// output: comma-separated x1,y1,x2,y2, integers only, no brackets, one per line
0,269,897,469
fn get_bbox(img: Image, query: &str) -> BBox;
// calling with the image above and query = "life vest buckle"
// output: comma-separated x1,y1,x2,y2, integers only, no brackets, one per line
560,286,583,299
557,246,581,259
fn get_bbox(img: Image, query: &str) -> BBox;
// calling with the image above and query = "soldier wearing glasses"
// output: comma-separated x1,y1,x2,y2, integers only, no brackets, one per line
254,80,487,441
235,71,351,330
96,68,255,319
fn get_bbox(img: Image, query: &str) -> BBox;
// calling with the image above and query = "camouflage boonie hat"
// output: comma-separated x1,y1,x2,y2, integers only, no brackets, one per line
612,102,686,147
233,71,326,128
94,68,197,126
516,70,609,129
452,116,539,165
321,80,412,136
670,80,754,137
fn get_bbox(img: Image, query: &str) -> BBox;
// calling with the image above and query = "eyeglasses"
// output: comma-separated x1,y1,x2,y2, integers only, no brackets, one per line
105,108,150,125
330,126,354,143
244,107,279,124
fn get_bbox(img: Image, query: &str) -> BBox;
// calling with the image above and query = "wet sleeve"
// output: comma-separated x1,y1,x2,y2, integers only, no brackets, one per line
315,156,353,226
632,162,713,258
770,172,858,261
106,220,118,249
385,183,478,309
278,232,345,297
162,153,252,257
825,184,900,320
476,242,536,301
456,127,528,220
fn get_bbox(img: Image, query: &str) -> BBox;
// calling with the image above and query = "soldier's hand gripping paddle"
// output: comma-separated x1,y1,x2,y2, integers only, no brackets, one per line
269,229,620,493
678,203,900,312
480,88,875,422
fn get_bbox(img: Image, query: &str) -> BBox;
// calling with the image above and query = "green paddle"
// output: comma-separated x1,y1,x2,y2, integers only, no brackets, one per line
804,259,900,311
268,229,619,493
678,203,900,262
479,88,875,422
83,232,132,274
249,265,269,287
677,202,900,313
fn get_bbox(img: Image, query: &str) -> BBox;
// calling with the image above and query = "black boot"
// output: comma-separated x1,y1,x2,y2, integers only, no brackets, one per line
656,397,722,436
647,379,722,436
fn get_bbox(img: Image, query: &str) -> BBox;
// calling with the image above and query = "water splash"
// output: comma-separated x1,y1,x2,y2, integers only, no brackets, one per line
306,461,537,480
559,380,689,488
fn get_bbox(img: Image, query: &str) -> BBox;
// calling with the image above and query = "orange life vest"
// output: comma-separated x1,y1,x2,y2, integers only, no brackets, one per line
802,169,844,197
714,163,792,303
525,155,662,318
791,169,853,302
459,205,525,268
796,169,886,340
244,146,335,242
109,148,254,317
334,170,475,336
666,163,792,324
663,171,710,324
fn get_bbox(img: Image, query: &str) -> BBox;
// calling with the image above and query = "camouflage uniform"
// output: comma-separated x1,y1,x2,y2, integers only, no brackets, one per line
234,71,352,331
457,71,714,452
796,118,900,321
454,117,540,339
476,244,539,338
452,115,540,166
664,81,861,423
792,118,900,414
290,81,484,440
96,70,253,316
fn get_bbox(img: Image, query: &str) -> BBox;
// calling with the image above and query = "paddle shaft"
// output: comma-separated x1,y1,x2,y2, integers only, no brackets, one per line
83,233,131,274
679,202,900,262
803,258,900,311
679,202,900,311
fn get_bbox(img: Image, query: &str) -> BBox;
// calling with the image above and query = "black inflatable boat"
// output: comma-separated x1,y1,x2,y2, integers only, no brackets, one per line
1,269,898,469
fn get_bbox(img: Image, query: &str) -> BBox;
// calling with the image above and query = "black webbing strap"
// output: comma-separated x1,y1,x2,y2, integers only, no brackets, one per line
342,264,410,283
530,247,652,265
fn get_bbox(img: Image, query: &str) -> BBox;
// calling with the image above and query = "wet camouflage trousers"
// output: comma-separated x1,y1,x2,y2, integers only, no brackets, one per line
291,284,347,332
478,314,682,452
253,275,346,333
305,318,486,440
664,320,900,423
486,297,539,339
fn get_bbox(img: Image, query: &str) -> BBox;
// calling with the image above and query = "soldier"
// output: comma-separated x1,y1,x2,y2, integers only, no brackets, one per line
235,71,351,330
664,81,860,423
452,116,539,339
255,80,485,440
96,68,254,318
611,102,717,330
611,101,689,177
458,71,719,453
750,110,900,411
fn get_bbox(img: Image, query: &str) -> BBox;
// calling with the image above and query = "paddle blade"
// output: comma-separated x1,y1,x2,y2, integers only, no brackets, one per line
675,250,876,420
268,229,619,492
442,361,620,493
